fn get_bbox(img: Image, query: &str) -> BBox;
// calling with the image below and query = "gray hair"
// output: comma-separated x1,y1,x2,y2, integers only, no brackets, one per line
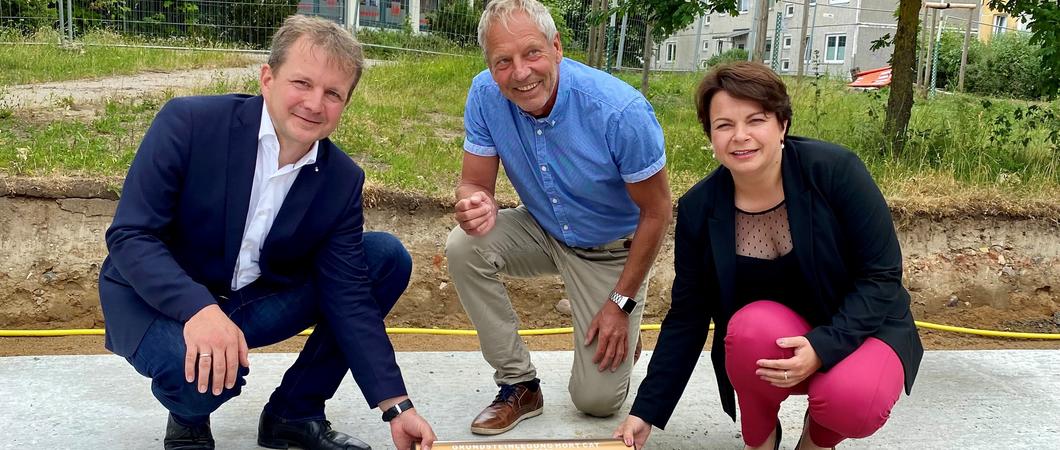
477,0,558,56
268,14,365,95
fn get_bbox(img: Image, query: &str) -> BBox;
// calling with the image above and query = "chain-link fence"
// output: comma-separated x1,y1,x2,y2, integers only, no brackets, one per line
4,0,674,70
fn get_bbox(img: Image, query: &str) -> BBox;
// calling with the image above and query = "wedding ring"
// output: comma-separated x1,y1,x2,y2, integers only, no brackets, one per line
199,353,212,358
784,370,789,381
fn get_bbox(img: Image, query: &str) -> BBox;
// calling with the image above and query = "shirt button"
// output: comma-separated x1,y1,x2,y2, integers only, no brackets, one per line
562,224,569,230
540,165,548,172
551,198,558,204
536,129,542,135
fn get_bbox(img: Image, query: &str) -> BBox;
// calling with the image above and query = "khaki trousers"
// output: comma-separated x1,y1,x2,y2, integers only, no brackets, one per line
445,206,646,417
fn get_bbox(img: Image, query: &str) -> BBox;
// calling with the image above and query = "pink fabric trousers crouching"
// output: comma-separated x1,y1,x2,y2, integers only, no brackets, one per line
724,301,905,448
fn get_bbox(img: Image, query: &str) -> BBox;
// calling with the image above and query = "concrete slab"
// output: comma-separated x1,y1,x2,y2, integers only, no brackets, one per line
1,350,1057,449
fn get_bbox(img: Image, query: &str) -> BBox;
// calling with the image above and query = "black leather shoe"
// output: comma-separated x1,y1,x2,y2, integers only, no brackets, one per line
257,409,371,450
164,414,215,450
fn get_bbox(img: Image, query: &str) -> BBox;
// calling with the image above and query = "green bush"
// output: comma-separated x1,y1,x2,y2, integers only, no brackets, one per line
706,48,748,67
970,32,1047,99
0,0,52,33
936,31,1047,100
425,1,482,47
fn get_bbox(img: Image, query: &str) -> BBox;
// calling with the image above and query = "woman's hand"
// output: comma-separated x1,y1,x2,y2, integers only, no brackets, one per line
755,336,823,388
612,414,652,448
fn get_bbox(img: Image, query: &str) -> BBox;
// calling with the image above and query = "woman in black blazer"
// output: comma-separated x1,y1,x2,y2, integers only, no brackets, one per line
613,62,923,449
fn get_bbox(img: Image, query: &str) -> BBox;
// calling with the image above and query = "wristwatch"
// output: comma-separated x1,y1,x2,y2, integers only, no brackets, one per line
382,399,414,422
609,290,637,314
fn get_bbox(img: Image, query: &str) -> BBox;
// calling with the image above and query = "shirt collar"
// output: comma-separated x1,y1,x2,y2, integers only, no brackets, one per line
260,100,319,169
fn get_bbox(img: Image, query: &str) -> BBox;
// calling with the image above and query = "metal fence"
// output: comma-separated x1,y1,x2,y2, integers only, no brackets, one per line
1,0,667,69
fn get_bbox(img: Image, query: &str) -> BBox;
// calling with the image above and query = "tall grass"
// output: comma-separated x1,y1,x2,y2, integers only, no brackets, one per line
1,54,1056,205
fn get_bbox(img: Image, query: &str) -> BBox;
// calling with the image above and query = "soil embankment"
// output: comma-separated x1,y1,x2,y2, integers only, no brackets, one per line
2,176,1059,350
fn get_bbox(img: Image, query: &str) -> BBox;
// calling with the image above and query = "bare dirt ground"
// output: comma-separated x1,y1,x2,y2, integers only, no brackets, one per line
0,62,263,116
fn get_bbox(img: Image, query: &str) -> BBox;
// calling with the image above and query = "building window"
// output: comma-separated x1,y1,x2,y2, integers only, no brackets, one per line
1016,15,1029,31
718,40,724,54
765,38,772,58
738,0,749,13
703,40,711,52
703,15,710,27
803,36,811,62
825,34,846,63
785,5,795,17
781,59,791,72
737,43,746,50
782,34,792,49
831,0,849,4
700,59,710,68
665,42,677,62
993,15,1007,35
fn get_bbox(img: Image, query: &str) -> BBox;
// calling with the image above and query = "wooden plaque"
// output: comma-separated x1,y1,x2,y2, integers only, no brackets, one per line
415,438,629,450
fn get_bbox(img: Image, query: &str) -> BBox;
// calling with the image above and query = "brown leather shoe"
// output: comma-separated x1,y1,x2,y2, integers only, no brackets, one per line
469,381,544,435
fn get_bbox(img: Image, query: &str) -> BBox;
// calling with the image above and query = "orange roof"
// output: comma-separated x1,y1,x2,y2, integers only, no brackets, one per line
849,66,892,88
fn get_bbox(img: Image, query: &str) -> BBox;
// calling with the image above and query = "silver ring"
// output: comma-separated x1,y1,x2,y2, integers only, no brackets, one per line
199,353,212,358
784,370,789,381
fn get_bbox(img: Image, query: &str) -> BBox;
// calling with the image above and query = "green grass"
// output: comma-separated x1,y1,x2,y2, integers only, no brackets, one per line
1,52,1057,208
0,29,259,85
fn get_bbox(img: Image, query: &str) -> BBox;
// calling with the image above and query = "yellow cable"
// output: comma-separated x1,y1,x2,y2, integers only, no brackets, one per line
1,321,1059,339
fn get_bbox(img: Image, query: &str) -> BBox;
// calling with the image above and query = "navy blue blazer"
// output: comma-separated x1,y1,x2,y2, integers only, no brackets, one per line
99,94,407,406
630,136,923,428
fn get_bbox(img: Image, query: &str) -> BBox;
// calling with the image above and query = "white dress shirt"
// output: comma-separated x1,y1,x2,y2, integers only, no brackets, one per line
230,103,319,291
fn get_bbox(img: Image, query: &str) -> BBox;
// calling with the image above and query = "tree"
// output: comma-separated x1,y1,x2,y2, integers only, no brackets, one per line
613,0,741,95
988,0,1060,97
883,0,922,158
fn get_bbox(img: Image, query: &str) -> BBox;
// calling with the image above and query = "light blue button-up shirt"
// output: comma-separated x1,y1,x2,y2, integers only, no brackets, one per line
463,58,666,248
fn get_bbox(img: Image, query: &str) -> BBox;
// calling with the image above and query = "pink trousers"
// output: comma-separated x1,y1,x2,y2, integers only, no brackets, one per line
724,301,904,448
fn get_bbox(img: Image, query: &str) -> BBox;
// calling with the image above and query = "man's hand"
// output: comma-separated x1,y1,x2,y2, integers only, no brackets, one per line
612,414,652,448
454,191,496,236
183,304,249,395
755,336,823,388
585,301,630,372
389,409,436,450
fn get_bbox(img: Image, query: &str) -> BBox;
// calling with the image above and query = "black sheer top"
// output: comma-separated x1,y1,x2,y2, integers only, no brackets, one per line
734,201,817,323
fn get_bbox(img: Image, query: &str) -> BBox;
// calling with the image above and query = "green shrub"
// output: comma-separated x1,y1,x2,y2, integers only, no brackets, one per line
425,1,482,47
931,30,1048,100
706,48,748,67
0,0,52,33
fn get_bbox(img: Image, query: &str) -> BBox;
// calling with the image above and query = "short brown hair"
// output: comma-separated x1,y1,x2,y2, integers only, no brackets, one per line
695,61,792,136
268,15,365,97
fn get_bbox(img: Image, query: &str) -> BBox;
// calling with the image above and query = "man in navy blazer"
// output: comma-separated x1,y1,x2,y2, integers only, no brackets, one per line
98,15,435,450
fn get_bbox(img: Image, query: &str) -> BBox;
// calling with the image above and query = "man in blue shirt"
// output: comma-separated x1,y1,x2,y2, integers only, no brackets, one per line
445,0,672,435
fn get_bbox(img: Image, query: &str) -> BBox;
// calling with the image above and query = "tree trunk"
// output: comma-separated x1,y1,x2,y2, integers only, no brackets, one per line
883,0,923,158
641,21,653,96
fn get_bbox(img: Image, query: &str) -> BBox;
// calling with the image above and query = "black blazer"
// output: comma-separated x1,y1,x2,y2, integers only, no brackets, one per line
98,94,408,407
630,136,923,428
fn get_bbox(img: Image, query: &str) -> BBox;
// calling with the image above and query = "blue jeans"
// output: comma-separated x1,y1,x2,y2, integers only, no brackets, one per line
125,232,411,425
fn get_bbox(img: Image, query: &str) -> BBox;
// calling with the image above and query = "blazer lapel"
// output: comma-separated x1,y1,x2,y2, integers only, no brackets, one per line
708,169,737,317
262,139,330,250
781,141,819,299
222,96,264,280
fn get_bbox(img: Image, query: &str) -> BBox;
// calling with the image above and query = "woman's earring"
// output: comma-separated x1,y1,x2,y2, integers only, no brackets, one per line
711,152,716,159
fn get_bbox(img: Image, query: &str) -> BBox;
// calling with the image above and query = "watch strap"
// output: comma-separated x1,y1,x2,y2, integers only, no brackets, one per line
382,399,414,422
